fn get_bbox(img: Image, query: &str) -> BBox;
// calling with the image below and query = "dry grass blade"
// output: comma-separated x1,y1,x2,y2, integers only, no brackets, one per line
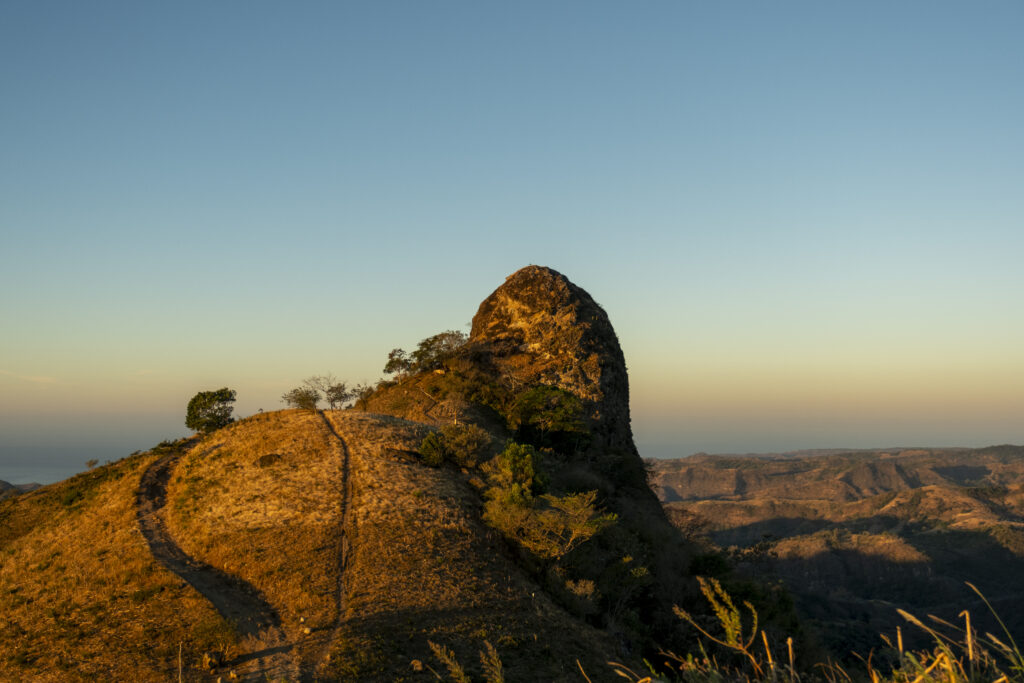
908,652,947,683
608,661,653,681
967,581,1024,671
479,640,504,683
428,641,470,683
959,611,973,664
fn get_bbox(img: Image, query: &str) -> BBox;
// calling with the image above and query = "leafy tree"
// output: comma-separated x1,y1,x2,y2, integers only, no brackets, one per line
508,385,587,449
383,349,412,375
323,382,353,410
481,441,614,562
517,491,617,561
352,382,376,410
411,330,467,370
303,374,353,409
281,386,319,412
185,388,237,434
383,330,468,375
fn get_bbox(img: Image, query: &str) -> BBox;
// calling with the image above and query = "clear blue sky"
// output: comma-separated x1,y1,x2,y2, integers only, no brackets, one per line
3,2,1023,483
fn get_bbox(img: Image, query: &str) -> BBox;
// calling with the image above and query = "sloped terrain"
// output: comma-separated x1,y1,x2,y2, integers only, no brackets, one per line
1,409,622,681
320,411,616,680
358,266,784,663
1,266,803,680
0,479,40,502
651,447,1024,658
163,409,348,678
0,446,237,682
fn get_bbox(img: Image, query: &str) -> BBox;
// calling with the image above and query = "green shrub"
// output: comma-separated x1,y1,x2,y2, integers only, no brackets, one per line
60,488,84,507
419,432,446,467
439,423,491,467
507,385,588,451
481,441,614,562
483,441,543,505
418,423,493,468
185,388,236,433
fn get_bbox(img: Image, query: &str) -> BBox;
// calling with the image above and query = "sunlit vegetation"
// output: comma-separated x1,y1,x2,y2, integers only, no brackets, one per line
184,387,236,434
0,442,236,681
282,374,356,411
164,410,347,666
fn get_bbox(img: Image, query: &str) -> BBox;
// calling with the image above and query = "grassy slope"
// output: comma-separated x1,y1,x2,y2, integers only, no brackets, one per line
164,409,348,670
164,408,618,680
1,408,626,680
0,449,235,682
322,411,615,681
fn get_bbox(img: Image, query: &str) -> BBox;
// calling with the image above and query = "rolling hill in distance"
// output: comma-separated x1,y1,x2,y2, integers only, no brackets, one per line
2,266,1021,681
649,447,1024,656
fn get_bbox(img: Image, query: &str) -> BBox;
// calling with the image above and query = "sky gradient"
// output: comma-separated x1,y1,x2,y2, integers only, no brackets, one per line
3,2,1023,483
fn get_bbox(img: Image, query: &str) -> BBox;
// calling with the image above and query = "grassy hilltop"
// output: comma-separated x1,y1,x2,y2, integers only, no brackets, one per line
2,266,1021,683
0,267,737,681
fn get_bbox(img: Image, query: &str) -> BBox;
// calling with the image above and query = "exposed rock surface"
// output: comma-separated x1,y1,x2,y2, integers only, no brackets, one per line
469,265,642,479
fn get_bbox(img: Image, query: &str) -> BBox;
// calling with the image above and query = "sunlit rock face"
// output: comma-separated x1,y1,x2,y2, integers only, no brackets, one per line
470,265,643,483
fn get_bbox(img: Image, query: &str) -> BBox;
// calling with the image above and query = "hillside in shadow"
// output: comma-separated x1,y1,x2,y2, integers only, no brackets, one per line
650,446,1024,659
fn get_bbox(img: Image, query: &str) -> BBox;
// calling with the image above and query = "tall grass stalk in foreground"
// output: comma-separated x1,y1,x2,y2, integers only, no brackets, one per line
588,578,1024,683
425,640,505,683
887,582,1024,683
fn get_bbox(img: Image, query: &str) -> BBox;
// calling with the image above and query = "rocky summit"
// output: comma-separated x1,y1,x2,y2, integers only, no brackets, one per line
471,266,630,434
468,266,646,484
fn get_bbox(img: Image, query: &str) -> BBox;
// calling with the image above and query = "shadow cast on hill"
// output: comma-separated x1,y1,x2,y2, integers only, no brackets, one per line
715,516,1024,661
326,600,614,680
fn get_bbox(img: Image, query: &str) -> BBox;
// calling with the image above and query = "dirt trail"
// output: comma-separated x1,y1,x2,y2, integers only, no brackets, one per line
137,452,298,682
305,412,353,681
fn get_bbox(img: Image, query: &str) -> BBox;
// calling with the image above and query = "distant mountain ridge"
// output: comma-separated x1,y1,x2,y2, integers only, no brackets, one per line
680,446,972,460
652,446,1022,502
0,479,40,501
649,445,1024,658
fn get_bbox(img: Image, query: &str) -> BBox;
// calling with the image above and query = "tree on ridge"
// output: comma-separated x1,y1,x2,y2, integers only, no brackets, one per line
185,388,237,434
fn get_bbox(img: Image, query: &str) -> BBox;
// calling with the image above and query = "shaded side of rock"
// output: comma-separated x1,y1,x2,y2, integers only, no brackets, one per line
469,265,643,485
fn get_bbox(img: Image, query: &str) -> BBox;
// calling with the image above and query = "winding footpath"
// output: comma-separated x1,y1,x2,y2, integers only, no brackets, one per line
136,450,298,681
306,412,353,681
136,419,354,682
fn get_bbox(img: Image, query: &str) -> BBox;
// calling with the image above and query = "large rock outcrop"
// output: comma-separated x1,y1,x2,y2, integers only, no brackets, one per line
469,266,641,475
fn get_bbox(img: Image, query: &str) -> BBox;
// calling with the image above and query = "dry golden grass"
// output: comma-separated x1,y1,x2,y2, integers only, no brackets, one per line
774,531,929,564
1,408,627,681
164,409,347,666
321,410,617,681
0,451,234,682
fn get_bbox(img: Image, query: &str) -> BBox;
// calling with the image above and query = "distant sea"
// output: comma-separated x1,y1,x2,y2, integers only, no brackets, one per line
0,463,80,486
0,441,170,486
